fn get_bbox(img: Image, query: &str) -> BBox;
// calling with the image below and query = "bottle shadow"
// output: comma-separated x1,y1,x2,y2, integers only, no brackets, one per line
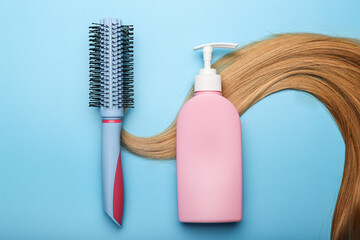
181,221,240,230
179,221,241,239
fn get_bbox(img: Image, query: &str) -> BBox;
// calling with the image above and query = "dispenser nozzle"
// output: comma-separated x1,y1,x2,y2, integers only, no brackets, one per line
194,43,238,70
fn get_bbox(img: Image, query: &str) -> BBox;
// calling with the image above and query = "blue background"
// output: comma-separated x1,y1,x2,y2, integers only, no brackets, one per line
0,0,358,239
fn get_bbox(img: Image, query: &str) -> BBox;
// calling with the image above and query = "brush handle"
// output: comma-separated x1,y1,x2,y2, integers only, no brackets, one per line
101,119,124,226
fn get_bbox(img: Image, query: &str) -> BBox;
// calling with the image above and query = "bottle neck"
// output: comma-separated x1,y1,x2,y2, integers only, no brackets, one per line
195,91,222,96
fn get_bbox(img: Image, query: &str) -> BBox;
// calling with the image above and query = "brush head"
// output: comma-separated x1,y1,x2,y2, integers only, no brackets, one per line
89,18,134,117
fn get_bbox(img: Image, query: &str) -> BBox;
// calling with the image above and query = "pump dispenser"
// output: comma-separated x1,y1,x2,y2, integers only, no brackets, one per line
177,43,242,223
193,43,238,92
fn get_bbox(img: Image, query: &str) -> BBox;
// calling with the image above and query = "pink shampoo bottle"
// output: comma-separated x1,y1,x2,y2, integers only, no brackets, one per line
177,43,242,223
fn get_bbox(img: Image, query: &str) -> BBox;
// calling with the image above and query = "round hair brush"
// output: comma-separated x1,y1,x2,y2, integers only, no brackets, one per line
89,18,134,226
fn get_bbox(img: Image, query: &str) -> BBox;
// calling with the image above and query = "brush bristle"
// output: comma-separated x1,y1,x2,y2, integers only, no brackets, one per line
89,21,134,109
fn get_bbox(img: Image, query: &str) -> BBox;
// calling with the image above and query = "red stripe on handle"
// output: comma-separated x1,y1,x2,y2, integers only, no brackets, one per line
113,152,124,225
102,120,122,123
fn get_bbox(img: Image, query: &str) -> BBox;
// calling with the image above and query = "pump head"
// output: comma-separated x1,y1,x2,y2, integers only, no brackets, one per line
193,43,238,92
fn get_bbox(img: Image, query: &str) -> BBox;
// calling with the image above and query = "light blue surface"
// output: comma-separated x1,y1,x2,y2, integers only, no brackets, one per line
0,0,358,239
